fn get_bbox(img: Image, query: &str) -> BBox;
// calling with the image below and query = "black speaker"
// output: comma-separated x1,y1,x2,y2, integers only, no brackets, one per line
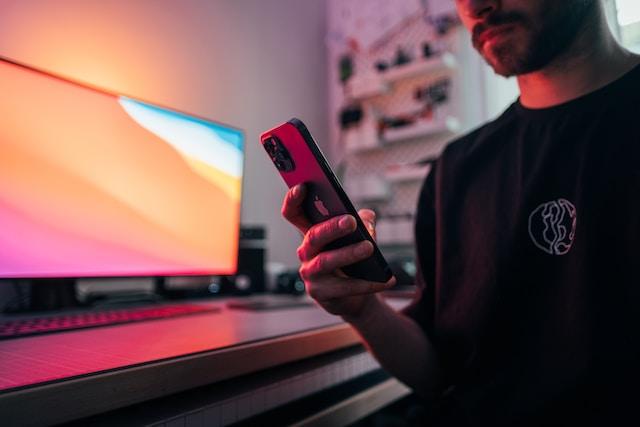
275,270,306,295
234,225,266,294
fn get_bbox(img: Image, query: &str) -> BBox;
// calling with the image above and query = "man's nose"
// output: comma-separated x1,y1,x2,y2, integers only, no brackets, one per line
457,0,499,20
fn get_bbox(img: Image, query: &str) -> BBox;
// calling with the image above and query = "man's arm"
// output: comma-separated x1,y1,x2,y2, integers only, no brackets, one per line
343,293,442,400
281,184,442,400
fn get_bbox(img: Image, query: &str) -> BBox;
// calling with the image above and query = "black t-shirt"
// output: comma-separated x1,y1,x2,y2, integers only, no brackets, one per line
403,64,640,426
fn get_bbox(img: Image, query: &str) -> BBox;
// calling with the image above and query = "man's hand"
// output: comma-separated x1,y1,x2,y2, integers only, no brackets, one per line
283,184,439,399
281,184,396,320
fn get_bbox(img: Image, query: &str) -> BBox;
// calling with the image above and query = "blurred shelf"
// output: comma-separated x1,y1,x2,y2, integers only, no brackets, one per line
382,116,460,143
384,163,432,183
382,52,456,83
345,143,383,154
344,117,458,154
347,52,456,101
347,74,389,100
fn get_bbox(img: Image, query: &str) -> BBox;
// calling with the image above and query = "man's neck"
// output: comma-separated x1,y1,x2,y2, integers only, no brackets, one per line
517,10,640,109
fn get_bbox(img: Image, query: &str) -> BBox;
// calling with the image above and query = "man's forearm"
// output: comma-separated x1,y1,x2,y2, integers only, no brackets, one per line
343,294,442,400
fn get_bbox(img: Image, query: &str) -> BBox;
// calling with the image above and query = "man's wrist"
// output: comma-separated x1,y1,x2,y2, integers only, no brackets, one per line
341,293,385,327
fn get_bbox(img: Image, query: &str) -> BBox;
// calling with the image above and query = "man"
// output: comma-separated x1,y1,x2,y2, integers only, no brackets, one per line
282,1,640,425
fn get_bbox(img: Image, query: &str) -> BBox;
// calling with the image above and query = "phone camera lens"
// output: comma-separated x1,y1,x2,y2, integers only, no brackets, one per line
265,136,295,172
264,138,276,154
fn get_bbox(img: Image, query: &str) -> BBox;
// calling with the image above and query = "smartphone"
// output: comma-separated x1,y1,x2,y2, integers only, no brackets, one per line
260,118,393,283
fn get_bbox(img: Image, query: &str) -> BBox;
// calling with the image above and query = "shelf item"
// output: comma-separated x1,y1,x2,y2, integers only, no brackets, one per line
384,163,432,183
376,217,415,246
345,175,391,204
382,116,460,144
343,120,382,154
347,53,456,101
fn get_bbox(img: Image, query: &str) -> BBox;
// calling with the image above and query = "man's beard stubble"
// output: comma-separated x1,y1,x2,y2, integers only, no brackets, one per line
472,0,599,77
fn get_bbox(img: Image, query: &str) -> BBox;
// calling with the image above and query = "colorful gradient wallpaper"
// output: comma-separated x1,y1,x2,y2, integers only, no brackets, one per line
0,59,244,278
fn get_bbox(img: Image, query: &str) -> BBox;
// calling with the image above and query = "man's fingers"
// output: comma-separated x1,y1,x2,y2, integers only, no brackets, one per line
307,276,396,301
281,184,311,232
358,209,376,239
297,214,357,262
299,240,373,279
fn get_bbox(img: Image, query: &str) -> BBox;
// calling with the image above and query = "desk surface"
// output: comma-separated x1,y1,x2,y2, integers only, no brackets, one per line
0,295,343,391
0,293,412,426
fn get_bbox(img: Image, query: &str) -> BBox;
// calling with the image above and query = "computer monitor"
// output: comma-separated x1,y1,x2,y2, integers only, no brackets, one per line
0,56,244,280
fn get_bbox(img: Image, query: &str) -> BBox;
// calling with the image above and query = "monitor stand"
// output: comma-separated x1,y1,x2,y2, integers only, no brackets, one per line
29,279,80,311
24,278,158,312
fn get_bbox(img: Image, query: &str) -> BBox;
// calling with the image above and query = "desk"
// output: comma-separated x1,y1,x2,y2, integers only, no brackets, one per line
0,294,413,426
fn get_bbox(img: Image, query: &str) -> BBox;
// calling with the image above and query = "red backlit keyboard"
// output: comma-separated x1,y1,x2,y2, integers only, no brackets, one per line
0,303,219,340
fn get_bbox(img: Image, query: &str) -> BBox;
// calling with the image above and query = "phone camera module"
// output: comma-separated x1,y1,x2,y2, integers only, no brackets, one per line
264,136,295,172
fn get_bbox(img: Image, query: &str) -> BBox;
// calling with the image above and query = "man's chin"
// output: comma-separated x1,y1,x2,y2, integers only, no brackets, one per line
481,46,525,77
486,59,518,77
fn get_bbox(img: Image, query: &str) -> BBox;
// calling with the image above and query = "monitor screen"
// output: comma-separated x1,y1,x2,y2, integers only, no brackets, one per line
0,57,244,278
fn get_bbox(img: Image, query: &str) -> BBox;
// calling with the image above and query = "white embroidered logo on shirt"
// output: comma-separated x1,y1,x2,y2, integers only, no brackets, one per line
528,198,577,255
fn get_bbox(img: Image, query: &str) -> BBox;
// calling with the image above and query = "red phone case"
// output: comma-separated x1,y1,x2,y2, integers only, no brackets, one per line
260,118,392,283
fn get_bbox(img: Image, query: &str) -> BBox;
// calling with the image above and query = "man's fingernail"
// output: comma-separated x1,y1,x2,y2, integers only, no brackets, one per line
293,185,301,198
339,215,354,230
356,241,373,256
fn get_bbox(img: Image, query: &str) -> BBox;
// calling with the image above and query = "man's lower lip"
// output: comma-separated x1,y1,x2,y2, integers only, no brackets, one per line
480,26,514,46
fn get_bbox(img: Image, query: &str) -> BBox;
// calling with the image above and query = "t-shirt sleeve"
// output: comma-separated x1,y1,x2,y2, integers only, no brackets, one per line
400,160,459,397
401,160,437,338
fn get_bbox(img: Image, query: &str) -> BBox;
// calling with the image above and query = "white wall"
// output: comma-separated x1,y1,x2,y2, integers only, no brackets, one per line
0,0,328,268
481,65,519,121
